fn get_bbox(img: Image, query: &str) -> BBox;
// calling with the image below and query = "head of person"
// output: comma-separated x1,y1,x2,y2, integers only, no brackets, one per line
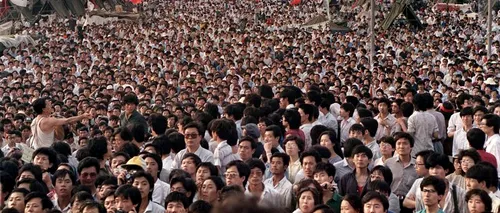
366,180,392,199
465,164,492,192
415,150,434,177
111,152,130,172
458,149,481,174
200,176,225,205
77,157,100,188
361,191,389,213
165,192,190,213
264,125,282,145
284,135,305,157
297,187,322,213
466,188,493,213
195,162,218,188
420,176,446,209
348,124,365,140
238,136,257,161
131,171,154,201
269,152,290,176
312,204,336,213
313,162,335,187
359,118,378,139
378,136,395,157
17,163,43,183
300,150,322,178
188,200,213,213
123,94,139,114
142,153,162,180
0,171,15,207
282,109,302,129
318,131,344,159
79,201,106,213
32,147,58,172
480,114,500,135
246,159,266,186
181,153,201,178
369,166,393,186
114,184,141,213
224,160,250,189
219,185,245,205
52,169,76,198
183,122,203,149
467,128,487,150
170,177,197,202
88,137,112,161
24,192,53,213
70,191,94,213
425,153,454,179
6,188,29,213
102,190,116,213
343,138,363,160
393,132,414,156
351,145,373,169
32,97,51,115
340,194,362,213
340,103,355,118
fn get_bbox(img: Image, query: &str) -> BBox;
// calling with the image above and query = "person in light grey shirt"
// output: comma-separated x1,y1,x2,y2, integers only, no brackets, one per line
171,123,214,169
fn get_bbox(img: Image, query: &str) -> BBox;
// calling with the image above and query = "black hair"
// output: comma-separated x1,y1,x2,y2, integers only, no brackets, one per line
32,147,58,172
52,169,76,186
2,208,19,213
482,114,500,134
182,153,202,167
357,108,374,119
16,178,48,194
313,162,336,177
219,185,245,202
311,145,331,159
204,176,225,191
117,127,134,141
119,142,140,158
131,123,146,143
283,109,302,129
311,204,335,213
196,162,219,177
298,104,315,122
318,130,344,159
467,128,486,150
183,122,203,135
458,149,481,164
425,153,454,174
246,158,266,174
152,135,171,155
131,171,155,200
115,184,142,212
415,150,435,162
371,165,394,185
51,142,72,157
25,192,54,210
420,176,446,196
283,135,305,155
465,189,493,213
340,103,355,117
224,104,244,121
300,150,322,165
150,114,168,135
32,97,49,114
367,180,392,196
460,107,474,117
188,200,213,213
226,160,251,187
351,145,373,159
123,94,139,105
393,132,414,147
343,138,363,158
0,171,15,201
466,164,492,188
349,124,365,134
168,132,186,153
142,153,163,177
379,136,395,148
239,136,257,150
210,119,233,141
165,191,190,209
297,187,322,206
79,201,106,213
270,152,291,167
359,117,378,137
170,177,197,203
88,136,109,160
477,162,499,190
77,157,100,175
361,191,389,211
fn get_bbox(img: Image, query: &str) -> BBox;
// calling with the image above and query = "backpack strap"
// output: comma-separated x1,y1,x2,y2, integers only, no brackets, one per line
452,184,459,213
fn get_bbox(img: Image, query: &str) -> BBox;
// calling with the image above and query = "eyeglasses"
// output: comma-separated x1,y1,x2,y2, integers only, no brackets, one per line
422,189,437,194
224,172,239,178
184,133,199,139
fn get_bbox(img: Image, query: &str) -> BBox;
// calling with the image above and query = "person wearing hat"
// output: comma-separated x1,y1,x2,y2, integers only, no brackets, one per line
118,156,147,185
242,123,264,159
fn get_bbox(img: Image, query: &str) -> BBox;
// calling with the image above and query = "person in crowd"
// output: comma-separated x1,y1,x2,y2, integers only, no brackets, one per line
264,152,293,210
293,187,322,213
115,184,142,213
340,194,362,213
448,149,481,190
24,192,54,213
361,191,390,213
418,176,446,213
172,123,214,169
465,164,500,213
131,171,165,213
374,136,395,166
245,158,281,208
384,132,417,199
452,107,475,157
481,114,500,179
338,145,372,196
5,188,29,213
284,135,305,184
466,189,493,213
334,138,363,183
165,192,190,213
318,131,343,165
51,169,75,213
312,162,342,213
200,176,225,206
467,128,498,168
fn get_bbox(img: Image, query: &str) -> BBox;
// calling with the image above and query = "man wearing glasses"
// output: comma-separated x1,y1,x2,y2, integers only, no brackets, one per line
171,122,214,169
418,176,446,213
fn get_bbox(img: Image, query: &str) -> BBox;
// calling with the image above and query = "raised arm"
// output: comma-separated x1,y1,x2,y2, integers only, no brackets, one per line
42,113,91,131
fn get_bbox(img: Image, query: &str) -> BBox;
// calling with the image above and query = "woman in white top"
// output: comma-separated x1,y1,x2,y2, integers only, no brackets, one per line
131,171,165,213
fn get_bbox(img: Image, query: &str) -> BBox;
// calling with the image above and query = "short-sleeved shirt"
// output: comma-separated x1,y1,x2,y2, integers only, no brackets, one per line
385,155,417,196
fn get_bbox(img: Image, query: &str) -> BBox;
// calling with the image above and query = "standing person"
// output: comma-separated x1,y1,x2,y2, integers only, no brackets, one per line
120,94,148,132
385,132,417,199
374,136,395,166
465,164,500,213
424,94,446,155
362,191,390,213
313,162,342,213
298,104,315,149
51,169,75,213
245,159,282,208
417,176,446,213
224,160,250,191
171,123,214,169
452,107,475,157
264,153,293,210
338,145,372,196
467,128,497,168
30,97,90,148
360,118,381,160
211,119,239,174
481,114,500,179
318,131,344,165
407,93,439,156
374,98,397,140
339,103,356,145
284,135,305,184
447,94,472,138
466,189,493,213
131,172,165,213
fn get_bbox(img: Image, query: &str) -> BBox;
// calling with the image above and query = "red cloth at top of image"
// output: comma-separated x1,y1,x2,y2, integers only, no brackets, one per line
290,0,301,6
130,0,142,5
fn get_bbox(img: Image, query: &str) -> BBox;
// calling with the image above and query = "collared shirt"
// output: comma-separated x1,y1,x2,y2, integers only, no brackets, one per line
171,146,214,169
428,109,447,140
1,143,22,156
413,182,468,213
385,155,417,196
245,184,283,208
52,198,71,213
407,111,439,156
287,159,302,183
214,140,240,173
300,123,313,150
144,200,165,213
162,155,173,172
374,113,398,140
264,176,293,209
334,159,354,183
120,110,148,132
328,155,343,165
489,192,500,213
319,112,339,134
365,140,381,160
447,112,462,134
485,134,500,178
340,118,356,145
337,169,369,196
325,193,343,213
153,179,170,207
452,126,473,157
446,173,465,190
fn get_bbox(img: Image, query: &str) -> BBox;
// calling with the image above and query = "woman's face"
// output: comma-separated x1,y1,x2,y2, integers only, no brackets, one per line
460,156,475,173
8,192,25,213
319,135,333,150
132,176,151,199
468,195,486,213
25,198,44,213
299,191,316,213
341,200,359,213
285,141,299,157
201,179,219,204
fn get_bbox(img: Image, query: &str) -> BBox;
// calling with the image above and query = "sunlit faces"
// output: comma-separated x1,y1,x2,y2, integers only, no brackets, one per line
201,179,219,204
33,154,51,171
54,173,73,197
302,156,317,178
270,156,286,175
238,140,254,161
363,198,386,213
421,185,442,208
224,166,244,187
132,176,151,199
144,157,160,179
468,195,487,213
181,157,197,177
195,166,212,186
7,192,25,213
460,156,476,173
298,190,317,213
395,138,411,156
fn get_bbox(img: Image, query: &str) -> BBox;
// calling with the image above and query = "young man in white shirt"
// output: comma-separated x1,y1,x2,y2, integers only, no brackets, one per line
452,107,475,157
264,152,293,210
481,114,500,179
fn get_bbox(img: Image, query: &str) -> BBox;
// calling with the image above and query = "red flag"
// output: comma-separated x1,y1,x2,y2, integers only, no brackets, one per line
130,0,142,5
290,0,301,6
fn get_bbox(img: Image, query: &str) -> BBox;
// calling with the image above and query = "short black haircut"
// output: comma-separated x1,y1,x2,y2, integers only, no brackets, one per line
196,162,219,177
361,191,389,211
142,153,163,177
415,150,435,161
168,132,186,153
188,200,213,213
32,147,58,172
209,119,233,141
349,124,365,134
87,136,109,160
52,169,76,186
270,152,290,167
458,149,481,164
152,135,171,155
0,171,15,200
367,180,391,196
477,162,499,189
340,103,355,117
420,176,446,196
283,109,302,129
466,189,492,213
425,153,453,174
115,184,142,211
77,157,100,175
351,145,373,159
379,136,395,148
70,191,93,205
32,97,50,114
246,158,266,174
239,136,257,150
300,150,322,165
343,138,363,158
183,122,203,135
359,117,378,137
466,164,492,188
393,132,414,147
460,107,474,117
150,114,168,135
131,171,155,200
283,135,305,155
165,191,190,209
313,162,336,177
25,192,54,210
265,125,282,139
482,114,500,134
226,160,250,187
170,177,197,202
79,201,106,213
371,165,393,186
182,153,202,167
467,128,486,150
123,94,139,106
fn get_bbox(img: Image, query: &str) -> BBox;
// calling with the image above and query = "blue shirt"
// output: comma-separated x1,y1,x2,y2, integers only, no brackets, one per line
416,209,445,213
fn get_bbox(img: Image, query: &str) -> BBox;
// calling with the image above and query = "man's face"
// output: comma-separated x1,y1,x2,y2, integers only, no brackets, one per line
363,198,386,213
145,157,159,179
422,185,442,207
415,156,428,177
184,128,200,147
238,140,254,161
115,195,135,212
124,103,136,114
465,178,483,192
429,165,447,179
270,157,286,175
461,115,473,126
349,130,363,140
249,167,263,185
353,152,370,169
264,131,278,145
55,174,73,197
302,156,317,178
34,154,51,171
166,201,186,213
395,138,412,156
313,171,332,185
225,166,244,187
79,167,98,187
181,158,197,176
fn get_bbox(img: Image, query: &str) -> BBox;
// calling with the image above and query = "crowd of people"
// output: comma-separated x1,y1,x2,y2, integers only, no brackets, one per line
0,0,499,212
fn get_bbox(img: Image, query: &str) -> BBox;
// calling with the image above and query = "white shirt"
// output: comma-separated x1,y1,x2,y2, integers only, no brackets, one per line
153,179,170,207
485,134,500,178
340,118,356,145
447,112,462,134
171,146,214,169
318,111,338,135
264,176,293,209
144,200,165,213
300,123,313,150
452,126,473,157
245,184,283,208
52,198,71,213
